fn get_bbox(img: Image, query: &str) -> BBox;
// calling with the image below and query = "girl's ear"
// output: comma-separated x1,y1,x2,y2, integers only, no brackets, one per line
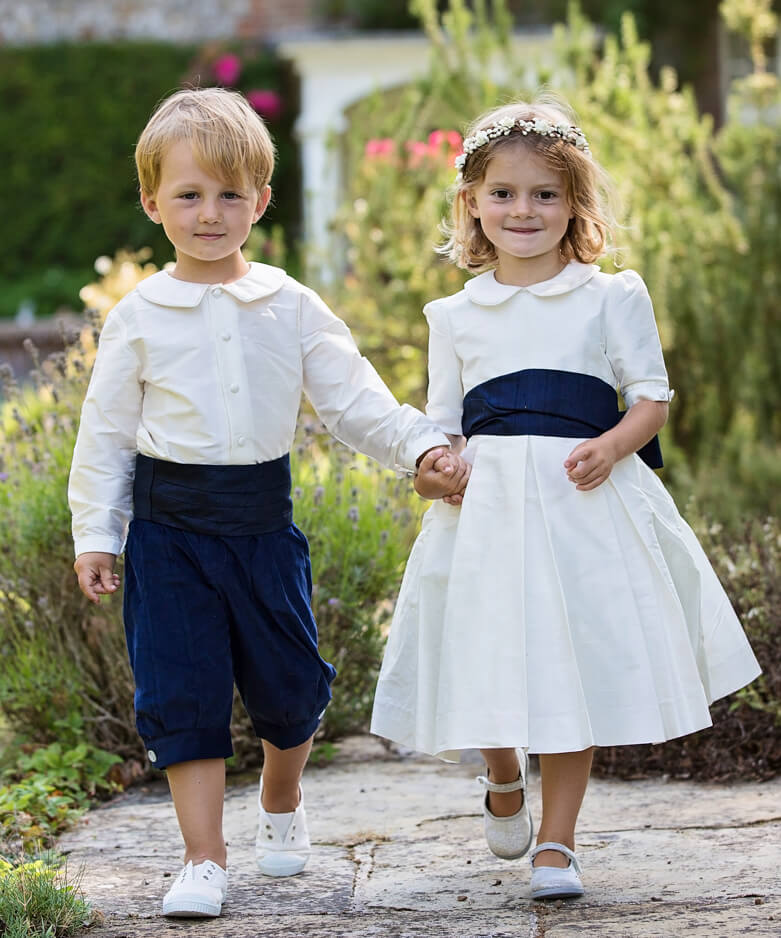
254,185,272,222
140,192,161,224
463,189,480,219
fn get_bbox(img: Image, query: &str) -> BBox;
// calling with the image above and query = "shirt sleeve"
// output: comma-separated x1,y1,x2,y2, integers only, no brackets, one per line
604,269,674,408
423,301,464,435
299,288,449,470
68,303,143,557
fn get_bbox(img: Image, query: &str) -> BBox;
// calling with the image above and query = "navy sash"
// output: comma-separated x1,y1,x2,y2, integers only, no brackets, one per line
461,368,663,469
133,453,294,536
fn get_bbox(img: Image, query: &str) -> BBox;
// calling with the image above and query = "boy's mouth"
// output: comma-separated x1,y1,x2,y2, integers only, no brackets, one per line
195,233,225,240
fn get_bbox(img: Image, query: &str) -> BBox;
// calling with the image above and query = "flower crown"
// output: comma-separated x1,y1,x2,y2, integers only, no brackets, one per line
454,116,590,181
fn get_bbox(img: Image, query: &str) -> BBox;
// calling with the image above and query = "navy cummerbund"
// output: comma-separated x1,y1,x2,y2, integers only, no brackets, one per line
133,452,294,536
461,368,663,469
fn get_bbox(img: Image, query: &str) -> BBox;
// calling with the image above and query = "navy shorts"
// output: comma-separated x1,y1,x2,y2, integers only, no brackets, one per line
123,518,336,769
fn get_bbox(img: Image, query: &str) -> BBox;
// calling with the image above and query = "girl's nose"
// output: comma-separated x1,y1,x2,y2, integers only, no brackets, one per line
511,196,534,217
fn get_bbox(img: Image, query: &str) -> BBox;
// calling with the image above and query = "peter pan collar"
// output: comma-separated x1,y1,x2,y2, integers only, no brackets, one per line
136,262,287,308
463,261,598,306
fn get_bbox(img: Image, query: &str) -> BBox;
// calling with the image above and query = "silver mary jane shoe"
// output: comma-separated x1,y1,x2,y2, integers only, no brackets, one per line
476,751,534,860
529,841,584,899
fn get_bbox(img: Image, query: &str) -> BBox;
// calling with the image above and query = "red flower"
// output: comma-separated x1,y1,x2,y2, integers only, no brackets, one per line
213,54,241,85
247,89,283,120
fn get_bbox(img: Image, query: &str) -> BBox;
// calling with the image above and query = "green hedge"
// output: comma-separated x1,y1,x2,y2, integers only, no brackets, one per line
0,41,300,318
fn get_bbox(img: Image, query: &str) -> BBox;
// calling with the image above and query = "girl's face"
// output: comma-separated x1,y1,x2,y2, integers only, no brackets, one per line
466,142,573,285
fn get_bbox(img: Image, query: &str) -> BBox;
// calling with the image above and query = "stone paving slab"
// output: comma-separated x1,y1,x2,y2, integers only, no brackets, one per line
60,735,781,937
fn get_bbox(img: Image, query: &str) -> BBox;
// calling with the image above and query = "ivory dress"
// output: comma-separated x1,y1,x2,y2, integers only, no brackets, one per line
370,262,761,760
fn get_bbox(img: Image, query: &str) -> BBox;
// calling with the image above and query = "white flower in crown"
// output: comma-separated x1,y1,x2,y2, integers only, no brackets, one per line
532,118,552,135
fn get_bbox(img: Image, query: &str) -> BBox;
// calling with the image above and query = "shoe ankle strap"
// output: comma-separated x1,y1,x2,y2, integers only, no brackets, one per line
476,772,525,793
529,842,581,873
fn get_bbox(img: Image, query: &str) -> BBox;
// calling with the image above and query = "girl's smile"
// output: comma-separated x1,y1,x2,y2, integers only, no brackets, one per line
466,142,573,286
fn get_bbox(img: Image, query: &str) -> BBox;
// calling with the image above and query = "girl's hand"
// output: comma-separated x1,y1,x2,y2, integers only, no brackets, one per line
564,437,618,491
414,447,470,501
74,551,120,604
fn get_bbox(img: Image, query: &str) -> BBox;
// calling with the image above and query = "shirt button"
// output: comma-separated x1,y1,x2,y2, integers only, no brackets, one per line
212,286,223,297
229,383,239,393
237,436,246,446
147,750,157,763
221,331,231,341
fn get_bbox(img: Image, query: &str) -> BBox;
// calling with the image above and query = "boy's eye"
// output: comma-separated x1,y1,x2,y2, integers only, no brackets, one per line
180,192,199,200
222,192,242,200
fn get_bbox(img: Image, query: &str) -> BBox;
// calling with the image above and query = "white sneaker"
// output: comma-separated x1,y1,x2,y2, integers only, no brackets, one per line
162,859,227,917
255,779,311,876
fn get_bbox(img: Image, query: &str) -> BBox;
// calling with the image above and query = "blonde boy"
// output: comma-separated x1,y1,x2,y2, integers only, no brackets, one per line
69,87,466,918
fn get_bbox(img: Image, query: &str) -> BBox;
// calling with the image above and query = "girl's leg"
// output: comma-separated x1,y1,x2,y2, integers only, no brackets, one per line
260,735,314,811
535,747,594,867
480,747,524,816
166,758,227,868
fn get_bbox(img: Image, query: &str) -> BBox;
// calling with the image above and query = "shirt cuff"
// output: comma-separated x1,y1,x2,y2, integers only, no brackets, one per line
623,382,675,409
74,535,125,559
398,429,451,472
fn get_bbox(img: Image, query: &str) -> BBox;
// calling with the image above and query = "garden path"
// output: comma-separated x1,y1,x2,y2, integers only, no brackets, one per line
60,735,781,937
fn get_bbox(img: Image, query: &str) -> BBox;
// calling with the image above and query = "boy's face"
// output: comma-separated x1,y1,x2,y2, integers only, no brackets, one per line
141,139,270,283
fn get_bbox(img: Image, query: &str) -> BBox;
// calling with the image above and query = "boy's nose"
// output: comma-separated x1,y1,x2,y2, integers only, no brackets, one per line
199,203,222,223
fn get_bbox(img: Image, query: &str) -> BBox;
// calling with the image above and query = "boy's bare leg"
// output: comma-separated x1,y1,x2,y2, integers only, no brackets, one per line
535,748,593,868
260,736,314,811
166,758,227,868
480,747,524,816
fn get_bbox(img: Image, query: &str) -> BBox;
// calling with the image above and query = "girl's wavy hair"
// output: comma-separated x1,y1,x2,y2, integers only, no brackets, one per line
440,96,617,272
135,87,276,196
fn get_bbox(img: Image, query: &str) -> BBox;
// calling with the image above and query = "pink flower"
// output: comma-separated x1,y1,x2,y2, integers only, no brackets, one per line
405,139,429,167
365,138,395,159
213,53,241,85
428,130,463,159
247,89,282,120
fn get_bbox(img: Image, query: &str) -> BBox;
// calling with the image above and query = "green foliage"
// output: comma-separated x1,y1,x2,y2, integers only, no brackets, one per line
594,513,781,780
0,854,92,937
0,40,299,319
323,0,781,524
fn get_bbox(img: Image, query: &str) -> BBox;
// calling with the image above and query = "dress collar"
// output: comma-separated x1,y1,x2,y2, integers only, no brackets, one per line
136,262,288,308
463,261,598,306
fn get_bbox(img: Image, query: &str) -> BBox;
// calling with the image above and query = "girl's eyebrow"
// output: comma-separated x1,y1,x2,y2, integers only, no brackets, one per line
485,178,563,189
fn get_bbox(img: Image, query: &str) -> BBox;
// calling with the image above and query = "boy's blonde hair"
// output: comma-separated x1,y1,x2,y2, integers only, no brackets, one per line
441,95,615,272
135,87,276,196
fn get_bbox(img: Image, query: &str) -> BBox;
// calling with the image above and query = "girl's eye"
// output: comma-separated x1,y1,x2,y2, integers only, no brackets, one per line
491,189,512,199
538,190,558,201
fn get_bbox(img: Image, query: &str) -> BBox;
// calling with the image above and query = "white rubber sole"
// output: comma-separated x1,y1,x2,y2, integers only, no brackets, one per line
162,896,222,917
256,851,310,877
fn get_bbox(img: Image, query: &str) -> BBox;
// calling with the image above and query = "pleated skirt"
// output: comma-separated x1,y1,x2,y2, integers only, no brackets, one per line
370,435,761,761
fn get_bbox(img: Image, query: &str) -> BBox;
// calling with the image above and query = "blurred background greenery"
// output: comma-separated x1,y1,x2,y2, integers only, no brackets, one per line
0,2,779,877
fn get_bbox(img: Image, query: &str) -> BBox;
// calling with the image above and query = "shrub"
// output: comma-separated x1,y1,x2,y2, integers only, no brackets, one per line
322,0,781,525
0,40,299,319
593,513,780,781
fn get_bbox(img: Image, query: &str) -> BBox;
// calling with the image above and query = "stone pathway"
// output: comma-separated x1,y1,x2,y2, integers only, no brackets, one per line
60,736,781,937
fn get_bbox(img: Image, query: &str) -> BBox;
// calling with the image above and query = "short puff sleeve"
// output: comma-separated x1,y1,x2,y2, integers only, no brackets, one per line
424,301,464,435
604,270,674,408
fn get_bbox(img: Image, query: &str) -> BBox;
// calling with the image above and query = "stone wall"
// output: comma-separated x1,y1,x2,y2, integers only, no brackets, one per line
0,0,319,44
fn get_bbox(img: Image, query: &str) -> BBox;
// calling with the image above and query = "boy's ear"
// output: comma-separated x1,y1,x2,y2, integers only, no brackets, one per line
140,191,162,224
254,185,272,222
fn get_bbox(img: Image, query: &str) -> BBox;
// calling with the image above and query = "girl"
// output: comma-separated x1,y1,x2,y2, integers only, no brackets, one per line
370,97,761,900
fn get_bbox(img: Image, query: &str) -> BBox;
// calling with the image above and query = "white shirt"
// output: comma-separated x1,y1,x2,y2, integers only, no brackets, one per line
69,262,449,557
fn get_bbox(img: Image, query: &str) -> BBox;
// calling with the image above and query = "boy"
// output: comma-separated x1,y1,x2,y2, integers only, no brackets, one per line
69,87,467,918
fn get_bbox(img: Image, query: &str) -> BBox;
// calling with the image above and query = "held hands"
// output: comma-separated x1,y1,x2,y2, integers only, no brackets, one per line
74,551,120,604
414,446,471,504
564,436,618,491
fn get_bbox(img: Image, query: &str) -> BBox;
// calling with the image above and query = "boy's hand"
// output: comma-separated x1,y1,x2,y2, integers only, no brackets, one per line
74,552,120,604
414,447,470,502
564,436,618,491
